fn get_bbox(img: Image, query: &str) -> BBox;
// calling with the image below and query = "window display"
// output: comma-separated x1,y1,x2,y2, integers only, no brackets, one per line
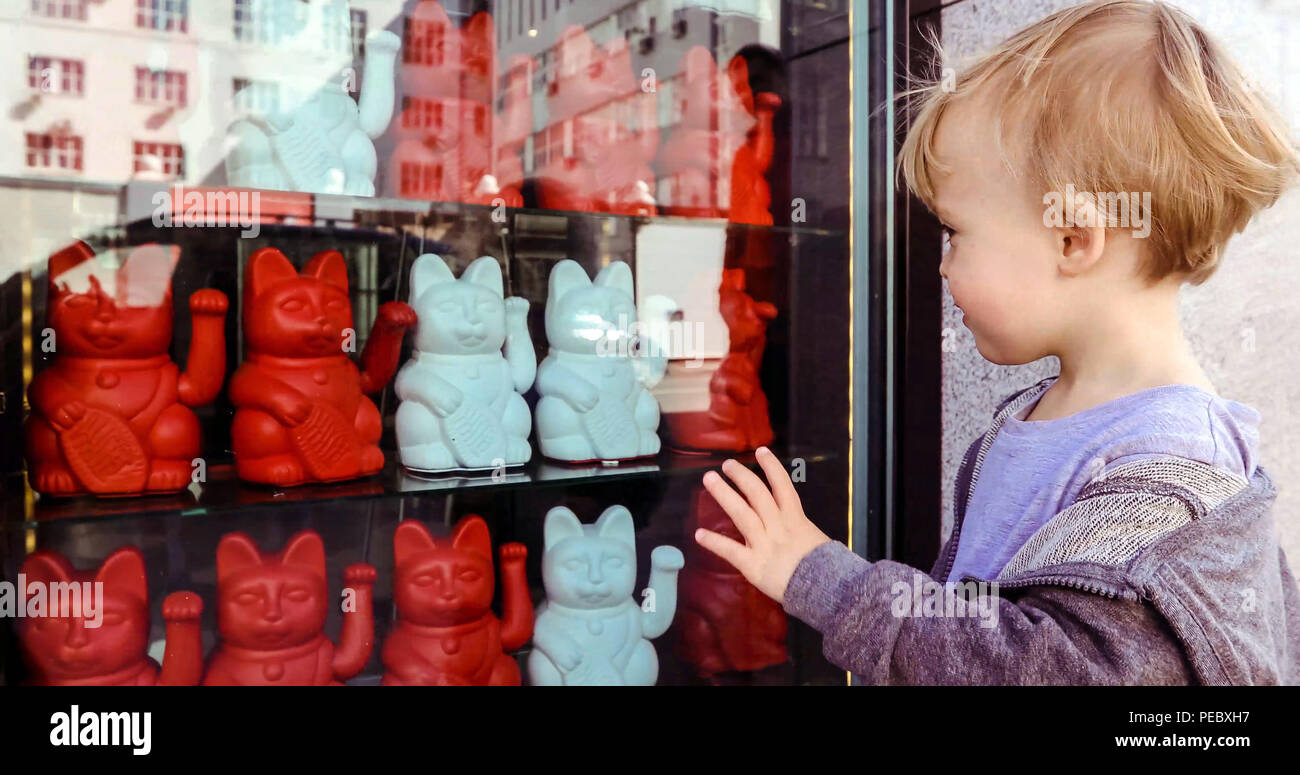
0,0,857,688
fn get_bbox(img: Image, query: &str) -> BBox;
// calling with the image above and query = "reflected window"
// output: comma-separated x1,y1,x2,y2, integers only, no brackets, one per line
26,132,83,172
31,0,87,20
135,68,187,108
233,78,280,116
350,9,367,60
133,141,184,179
27,56,84,96
136,0,188,34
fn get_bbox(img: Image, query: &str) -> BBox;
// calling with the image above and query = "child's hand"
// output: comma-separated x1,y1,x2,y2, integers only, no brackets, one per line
694,447,831,603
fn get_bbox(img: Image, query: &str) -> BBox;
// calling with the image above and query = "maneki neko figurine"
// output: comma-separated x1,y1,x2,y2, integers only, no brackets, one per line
675,486,789,678
18,546,204,686
727,56,782,227
24,241,228,497
202,530,376,686
226,24,401,196
529,505,684,686
381,516,532,685
658,47,753,219
230,247,416,487
664,269,777,452
534,25,658,215
395,254,535,473
535,260,662,463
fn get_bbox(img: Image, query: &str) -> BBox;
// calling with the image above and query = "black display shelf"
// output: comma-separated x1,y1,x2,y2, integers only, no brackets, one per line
2,445,837,527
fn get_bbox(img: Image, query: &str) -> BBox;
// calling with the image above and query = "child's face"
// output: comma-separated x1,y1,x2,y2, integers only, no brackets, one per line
931,98,1064,366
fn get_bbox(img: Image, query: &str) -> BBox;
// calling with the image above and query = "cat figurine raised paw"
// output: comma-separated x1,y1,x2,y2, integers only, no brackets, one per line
395,254,535,473
202,530,375,686
529,505,683,686
231,247,416,486
381,515,532,685
535,260,662,463
19,546,204,686
24,241,228,497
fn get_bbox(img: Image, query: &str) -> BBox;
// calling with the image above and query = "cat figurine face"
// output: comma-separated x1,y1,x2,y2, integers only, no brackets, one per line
541,505,638,610
393,516,495,627
243,248,355,359
544,260,637,356
19,547,149,683
409,254,507,356
215,531,328,651
47,242,179,359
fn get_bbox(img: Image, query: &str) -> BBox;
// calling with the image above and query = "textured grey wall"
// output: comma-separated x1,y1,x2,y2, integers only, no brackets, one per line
936,0,1300,577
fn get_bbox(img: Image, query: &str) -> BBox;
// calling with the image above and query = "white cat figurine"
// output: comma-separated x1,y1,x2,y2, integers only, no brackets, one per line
535,260,662,462
395,254,536,472
529,505,684,686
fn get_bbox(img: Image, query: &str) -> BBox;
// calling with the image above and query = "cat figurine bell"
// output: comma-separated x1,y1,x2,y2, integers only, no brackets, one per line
395,254,535,473
528,505,683,686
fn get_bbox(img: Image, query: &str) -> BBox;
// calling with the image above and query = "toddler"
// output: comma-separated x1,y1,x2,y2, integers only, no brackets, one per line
696,0,1300,684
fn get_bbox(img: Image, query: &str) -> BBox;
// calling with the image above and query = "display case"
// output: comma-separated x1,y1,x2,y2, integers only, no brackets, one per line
0,0,882,686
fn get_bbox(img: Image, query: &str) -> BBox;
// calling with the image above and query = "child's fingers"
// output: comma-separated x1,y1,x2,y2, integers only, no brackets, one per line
755,447,802,516
701,474,766,547
693,527,755,577
720,459,779,522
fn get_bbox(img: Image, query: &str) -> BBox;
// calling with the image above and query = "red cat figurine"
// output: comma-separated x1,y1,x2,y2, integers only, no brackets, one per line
203,530,376,686
666,269,777,451
676,486,788,678
382,516,532,686
727,55,781,227
230,247,416,486
18,546,204,686
24,240,228,496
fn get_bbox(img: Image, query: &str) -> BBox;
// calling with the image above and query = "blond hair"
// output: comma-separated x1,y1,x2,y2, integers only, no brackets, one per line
898,0,1300,285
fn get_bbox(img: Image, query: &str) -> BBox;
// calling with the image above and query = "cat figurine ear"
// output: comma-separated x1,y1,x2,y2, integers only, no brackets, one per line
595,505,636,548
451,515,493,560
95,547,149,606
246,247,301,300
544,506,586,550
280,530,327,579
461,256,504,297
593,261,634,299
393,519,438,567
548,259,592,302
20,550,73,588
216,532,269,579
303,250,349,293
409,253,457,301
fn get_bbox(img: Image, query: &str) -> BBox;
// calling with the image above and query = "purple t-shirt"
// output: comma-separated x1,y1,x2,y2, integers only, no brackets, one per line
946,376,1261,583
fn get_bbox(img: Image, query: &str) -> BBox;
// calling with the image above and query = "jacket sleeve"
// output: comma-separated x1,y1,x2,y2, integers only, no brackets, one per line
782,541,1194,685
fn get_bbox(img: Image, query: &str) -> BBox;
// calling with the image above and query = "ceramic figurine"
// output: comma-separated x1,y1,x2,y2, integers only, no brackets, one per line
535,260,661,463
226,29,401,195
24,241,228,497
230,247,416,487
18,547,203,686
529,505,684,686
396,254,534,473
728,55,782,226
381,516,532,685
664,269,776,452
658,47,753,219
534,25,658,215
676,486,788,678
202,530,376,686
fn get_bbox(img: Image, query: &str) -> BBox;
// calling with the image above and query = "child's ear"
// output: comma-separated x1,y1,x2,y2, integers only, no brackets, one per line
1056,193,1107,277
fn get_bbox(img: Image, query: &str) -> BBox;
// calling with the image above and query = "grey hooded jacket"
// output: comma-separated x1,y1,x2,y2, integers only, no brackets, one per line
782,377,1300,684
